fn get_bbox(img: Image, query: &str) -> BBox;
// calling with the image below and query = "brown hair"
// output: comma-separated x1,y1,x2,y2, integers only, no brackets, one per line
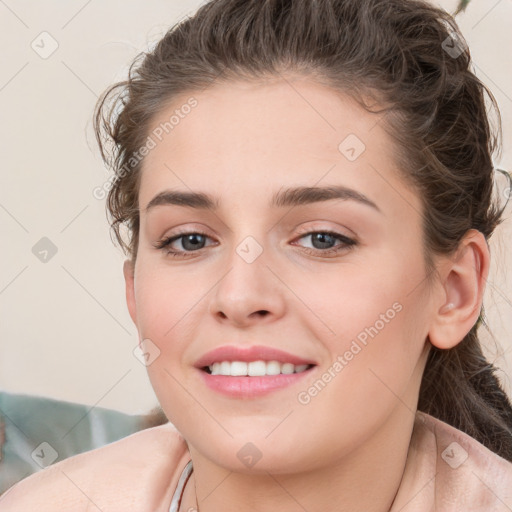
93,0,512,460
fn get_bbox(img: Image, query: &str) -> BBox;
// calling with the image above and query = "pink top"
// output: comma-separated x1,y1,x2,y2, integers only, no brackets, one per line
1,411,511,511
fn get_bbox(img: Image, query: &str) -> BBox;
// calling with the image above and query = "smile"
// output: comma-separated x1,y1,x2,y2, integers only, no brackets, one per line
198,363,316,398
204,360,314,376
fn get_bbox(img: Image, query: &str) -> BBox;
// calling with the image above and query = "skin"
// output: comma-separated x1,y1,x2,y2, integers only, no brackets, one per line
123,76,489,512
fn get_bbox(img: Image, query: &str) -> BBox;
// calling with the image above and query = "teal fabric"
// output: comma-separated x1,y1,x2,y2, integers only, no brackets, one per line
0,391,148,494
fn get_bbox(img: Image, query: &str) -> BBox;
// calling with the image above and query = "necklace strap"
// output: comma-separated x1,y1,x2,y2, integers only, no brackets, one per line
169,459,194,512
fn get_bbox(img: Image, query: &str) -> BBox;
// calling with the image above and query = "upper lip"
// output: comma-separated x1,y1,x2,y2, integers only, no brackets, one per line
194,345,317,369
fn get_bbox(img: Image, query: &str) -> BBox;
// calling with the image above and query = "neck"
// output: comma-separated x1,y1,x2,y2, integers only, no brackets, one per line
180,406,417,512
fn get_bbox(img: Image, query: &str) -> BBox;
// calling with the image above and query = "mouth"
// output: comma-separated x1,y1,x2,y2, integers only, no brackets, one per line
194,345,318,397
201,361,316,376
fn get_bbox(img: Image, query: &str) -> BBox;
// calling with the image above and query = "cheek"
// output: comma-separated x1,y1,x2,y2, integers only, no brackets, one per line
132,259,215,417
133,265,202,424
286,260,418,347
133,259,208,340
292,291,427,450
296,255,429,388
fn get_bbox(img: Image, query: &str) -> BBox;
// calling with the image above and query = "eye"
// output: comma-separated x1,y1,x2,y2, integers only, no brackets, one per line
292,230,357,257
153,229,357,259
153,230,216,258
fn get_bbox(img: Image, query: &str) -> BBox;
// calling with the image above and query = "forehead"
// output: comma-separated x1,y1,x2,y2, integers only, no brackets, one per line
137,77,420,217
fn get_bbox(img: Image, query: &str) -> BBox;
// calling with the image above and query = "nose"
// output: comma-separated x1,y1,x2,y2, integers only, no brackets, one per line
208,245,286,328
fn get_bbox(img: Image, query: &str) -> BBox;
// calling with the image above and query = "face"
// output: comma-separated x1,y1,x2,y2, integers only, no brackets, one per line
124,77,434,474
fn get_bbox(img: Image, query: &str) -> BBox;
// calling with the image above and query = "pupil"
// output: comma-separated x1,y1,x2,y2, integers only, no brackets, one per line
183,234,205,251
312,233,334,249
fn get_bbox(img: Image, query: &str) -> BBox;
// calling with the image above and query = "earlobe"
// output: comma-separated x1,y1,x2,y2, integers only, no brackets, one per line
428,229,490,350
123,259,137,326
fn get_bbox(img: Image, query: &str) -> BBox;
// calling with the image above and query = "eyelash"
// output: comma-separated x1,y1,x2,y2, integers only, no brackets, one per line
153,228,357,259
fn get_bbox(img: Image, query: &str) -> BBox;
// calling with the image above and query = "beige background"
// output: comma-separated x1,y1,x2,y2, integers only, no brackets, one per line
0,0,511,415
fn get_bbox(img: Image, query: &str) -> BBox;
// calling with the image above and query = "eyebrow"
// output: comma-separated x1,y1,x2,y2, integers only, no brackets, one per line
144,185,381,213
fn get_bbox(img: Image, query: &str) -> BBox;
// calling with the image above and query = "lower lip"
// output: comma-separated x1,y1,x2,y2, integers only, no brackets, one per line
197,367,316,398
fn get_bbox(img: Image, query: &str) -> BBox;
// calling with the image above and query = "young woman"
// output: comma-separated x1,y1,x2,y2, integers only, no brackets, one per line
2,0,512,510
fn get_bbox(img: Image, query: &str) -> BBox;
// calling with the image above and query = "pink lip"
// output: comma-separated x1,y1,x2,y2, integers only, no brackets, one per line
194,345,318,398
198,368,316,398
193,344,317,368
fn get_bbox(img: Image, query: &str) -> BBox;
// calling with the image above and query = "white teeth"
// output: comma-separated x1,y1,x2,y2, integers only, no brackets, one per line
208,360,311,376
230,361,247,376
265,361,281,375
281,363,295,374
248,361,266,376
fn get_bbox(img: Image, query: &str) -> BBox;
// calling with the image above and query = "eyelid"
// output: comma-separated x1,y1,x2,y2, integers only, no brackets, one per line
156,222,355,244
294,223,354,237
155,223,215,241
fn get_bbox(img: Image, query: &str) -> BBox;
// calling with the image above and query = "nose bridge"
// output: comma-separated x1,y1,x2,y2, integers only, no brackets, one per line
208,232,285,326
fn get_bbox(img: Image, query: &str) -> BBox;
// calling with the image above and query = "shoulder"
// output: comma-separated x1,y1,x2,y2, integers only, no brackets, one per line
0,421,190,512
414,411,512,510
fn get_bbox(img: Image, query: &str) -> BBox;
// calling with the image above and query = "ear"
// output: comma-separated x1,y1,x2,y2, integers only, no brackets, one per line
123,259,137,327
428,229,490,350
